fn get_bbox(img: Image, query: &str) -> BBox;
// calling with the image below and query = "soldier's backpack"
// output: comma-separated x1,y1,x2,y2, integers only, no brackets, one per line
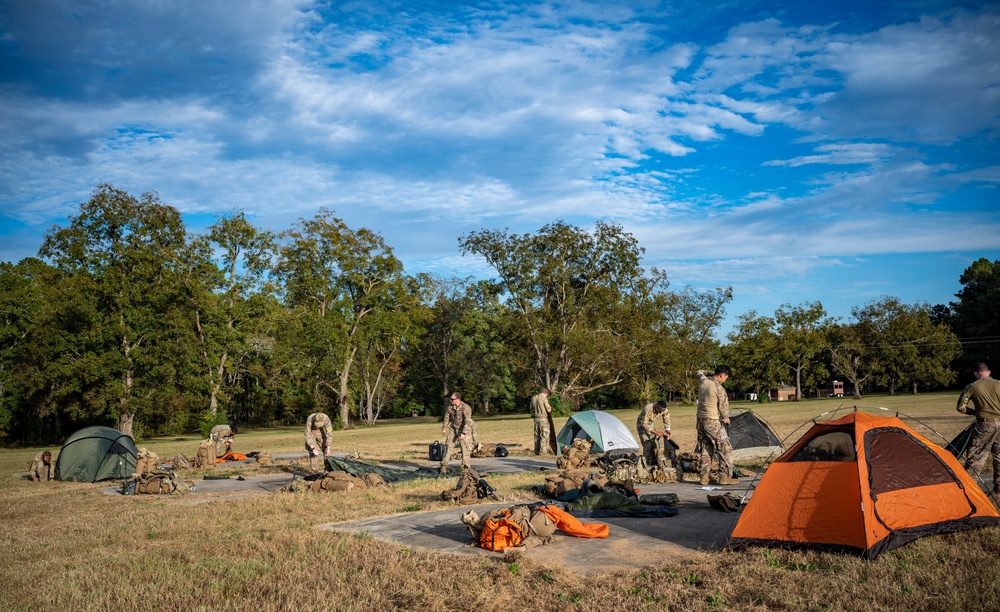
134,448,160,476
135,472,180,495
479,516,525,551
171,453,192,470
429,441,444,462
441,469,481,503
196,440,216,469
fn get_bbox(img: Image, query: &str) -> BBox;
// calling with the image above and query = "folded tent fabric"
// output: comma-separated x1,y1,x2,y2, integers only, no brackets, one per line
216,451,248,462
536,504,610,539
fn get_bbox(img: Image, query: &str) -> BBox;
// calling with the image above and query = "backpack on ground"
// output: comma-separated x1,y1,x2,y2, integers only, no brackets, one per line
196,440,216,469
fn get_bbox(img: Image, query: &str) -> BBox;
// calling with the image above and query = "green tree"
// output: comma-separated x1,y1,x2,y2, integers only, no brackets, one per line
660,286,733,402
459,221,651,406
858,297,961,395
453,280,518,415
724,310,782,400
38,184,188,437
950,257,1000,368
186,211,275,419
274,210,411,428
829,316,878,399
775,302,833,400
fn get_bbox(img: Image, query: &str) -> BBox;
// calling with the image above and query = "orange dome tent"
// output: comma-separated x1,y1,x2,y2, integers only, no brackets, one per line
730,411,999,559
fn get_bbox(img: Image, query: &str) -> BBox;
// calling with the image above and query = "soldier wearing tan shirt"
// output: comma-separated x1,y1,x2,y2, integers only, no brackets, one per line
696,365,736,485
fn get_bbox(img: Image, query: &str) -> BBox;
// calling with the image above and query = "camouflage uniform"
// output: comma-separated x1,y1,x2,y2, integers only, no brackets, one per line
441,399,473,471
304,412,334,457
696,370,732,481
531,392,552,455
29,452,53,482
956,374,1000,493
636,403,671,468
209,424,236,456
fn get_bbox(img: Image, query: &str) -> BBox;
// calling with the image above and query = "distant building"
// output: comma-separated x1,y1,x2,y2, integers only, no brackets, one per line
769,386,796,402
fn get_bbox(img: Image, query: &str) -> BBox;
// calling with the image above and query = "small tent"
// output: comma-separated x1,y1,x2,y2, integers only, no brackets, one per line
556,410,639,453
730,411,999,559
56,426,138,482
727,410,783,462
946,422,975,460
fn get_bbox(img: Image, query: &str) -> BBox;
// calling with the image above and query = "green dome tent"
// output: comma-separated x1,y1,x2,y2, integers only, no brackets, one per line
556,410,640,453
55,426,138,482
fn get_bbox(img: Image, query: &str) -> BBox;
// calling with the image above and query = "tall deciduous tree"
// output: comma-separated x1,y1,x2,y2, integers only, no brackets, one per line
775,302,832,400
660,286,733,402
38,184,187,437
460,221,650,405
274,209,411,428
724,310,782,400
185,211,275,420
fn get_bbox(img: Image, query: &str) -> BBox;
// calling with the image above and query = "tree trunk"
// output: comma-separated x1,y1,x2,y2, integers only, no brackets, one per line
118,411,135,438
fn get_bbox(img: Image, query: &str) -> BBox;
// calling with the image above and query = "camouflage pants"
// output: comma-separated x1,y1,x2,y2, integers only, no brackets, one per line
534,418,550,455
964,420,1000,491
441,428,471,470
697,419,733,479
639,433,665,469
305,427,333,456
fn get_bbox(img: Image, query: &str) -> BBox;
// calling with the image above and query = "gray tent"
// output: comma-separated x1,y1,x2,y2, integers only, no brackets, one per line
555,410,640,453
56,426,138,482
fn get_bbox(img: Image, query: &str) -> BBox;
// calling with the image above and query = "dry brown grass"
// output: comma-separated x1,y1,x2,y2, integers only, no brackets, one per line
2,392,998,611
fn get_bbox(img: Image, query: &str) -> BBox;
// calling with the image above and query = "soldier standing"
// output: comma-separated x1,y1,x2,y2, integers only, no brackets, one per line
956,362,1000,495
696,366,737,485
531,388,552,455
637,400,671,469
440,392,473,473
29,450,54,482
304,412,334,457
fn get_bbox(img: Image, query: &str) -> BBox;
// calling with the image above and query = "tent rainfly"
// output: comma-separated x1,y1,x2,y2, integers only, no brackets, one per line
946,422,975,460
556,410,640,453
730,411,999,559
55,426,138,482
727,410,783,462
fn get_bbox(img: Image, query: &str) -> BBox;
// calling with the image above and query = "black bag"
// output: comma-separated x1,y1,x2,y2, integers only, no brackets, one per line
494,445,509,458
429,441,444,462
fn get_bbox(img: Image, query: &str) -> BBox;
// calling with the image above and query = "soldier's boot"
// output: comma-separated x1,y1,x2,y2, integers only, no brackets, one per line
699,472,711,486
716,476,740,486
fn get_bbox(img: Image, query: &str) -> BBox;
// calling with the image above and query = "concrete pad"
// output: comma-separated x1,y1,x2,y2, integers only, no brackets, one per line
319,480,749,574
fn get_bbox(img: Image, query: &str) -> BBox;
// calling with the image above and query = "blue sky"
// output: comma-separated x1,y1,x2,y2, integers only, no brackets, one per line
1,0,998,336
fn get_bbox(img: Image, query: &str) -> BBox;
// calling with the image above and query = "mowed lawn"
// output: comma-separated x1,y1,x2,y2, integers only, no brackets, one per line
2,392,998,611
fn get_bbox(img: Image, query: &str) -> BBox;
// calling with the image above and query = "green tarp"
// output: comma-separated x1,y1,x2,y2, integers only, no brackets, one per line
324,456,450,482
56,426,138,482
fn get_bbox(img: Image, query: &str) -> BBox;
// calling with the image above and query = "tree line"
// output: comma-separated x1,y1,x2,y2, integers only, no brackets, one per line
0,184,995,444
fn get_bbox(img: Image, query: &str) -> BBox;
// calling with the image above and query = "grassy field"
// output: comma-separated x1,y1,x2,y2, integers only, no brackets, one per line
2,392,998,611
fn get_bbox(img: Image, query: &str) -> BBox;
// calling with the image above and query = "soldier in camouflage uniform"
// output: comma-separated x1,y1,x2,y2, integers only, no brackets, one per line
956,362,1000,495
696,366,736,485
209,424,237,456
636,400,671,469
440,392,473,473
531,388,552,455
304,412,334,457
29,450,53,482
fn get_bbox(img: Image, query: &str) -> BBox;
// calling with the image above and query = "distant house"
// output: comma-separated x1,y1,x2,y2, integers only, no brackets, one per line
769,386,796,402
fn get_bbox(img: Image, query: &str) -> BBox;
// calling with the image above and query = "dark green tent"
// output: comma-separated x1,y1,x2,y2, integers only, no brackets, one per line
56,426,138,482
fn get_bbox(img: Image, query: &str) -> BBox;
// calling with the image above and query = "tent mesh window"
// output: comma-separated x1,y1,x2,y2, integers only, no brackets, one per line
865,428,957,493
788,429,856,462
